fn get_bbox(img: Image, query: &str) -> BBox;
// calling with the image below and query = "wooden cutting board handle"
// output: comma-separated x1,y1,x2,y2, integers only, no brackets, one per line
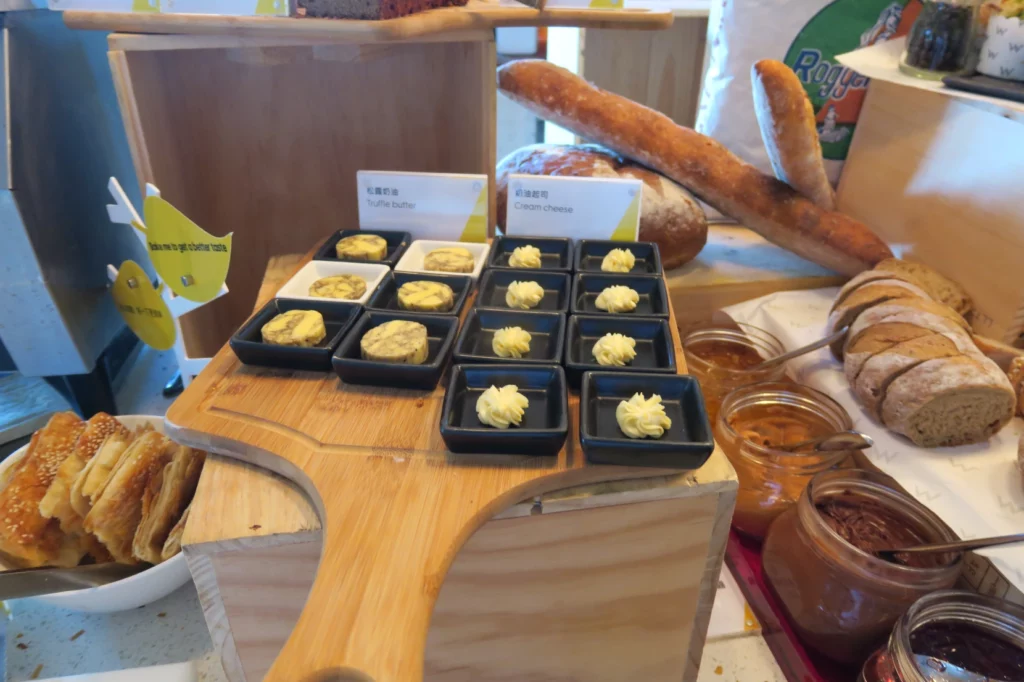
261,449,571,682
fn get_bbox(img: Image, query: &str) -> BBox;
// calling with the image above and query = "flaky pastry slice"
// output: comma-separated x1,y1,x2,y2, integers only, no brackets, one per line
83,431,174,564
132,444,205,564
160,503,190,562
69,429,134,519
40,413,129,535
0,412,85,567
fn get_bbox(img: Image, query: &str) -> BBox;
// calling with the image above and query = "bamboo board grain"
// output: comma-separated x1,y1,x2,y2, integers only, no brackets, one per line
64,1,673,42
166,252,714,682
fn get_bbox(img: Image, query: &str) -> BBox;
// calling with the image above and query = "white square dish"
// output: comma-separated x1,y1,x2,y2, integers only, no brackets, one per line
394,240,491,281
276,261,389,305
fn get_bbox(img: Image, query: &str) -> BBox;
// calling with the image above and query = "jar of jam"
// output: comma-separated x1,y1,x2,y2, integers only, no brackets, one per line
900,0,979,79
715,381,853,540
861,590,1024,682
763,469,962,665
682,324,787,425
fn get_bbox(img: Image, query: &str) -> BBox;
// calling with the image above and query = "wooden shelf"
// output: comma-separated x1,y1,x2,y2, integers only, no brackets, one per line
64,1,673,46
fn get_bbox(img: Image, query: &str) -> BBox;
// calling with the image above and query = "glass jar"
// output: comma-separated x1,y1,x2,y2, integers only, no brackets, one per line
715,381,853,540
682,324,787,425
762,469,962,665
900,0,979,79
860,590,1024,682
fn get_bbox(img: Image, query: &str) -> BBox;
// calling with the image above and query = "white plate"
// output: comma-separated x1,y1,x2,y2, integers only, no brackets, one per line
394,240,490,281
1,415,191,612
276,261,389,306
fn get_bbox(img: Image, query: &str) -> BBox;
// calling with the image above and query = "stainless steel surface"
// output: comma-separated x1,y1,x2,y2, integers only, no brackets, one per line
749,325,849,371
0,563,146,600
777,429,875,453
0,10,145,377
879,532,1024,559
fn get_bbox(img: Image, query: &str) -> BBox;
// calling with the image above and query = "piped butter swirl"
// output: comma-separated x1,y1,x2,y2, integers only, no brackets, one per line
505,280,545,310
592,333,637,366
508,245,542,269
595,285,639,313
476,384,529,429
616,393,672,439
492,326,532,359
601,248,636,273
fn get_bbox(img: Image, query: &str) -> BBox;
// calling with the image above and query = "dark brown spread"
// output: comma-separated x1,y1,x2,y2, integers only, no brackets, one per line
816,494,951,569
911,622,1024,680
686,339,764,371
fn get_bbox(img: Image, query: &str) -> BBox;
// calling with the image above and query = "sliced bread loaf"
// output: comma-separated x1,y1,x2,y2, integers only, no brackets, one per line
844,309,973,384
831,271,916,312
874,258,973,318
853,331,976,419
827,280,932,358
880,355,1016,447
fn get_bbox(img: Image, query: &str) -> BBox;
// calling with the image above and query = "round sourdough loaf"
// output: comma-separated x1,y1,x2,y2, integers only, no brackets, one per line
880,355,1016,447
496,144,708,270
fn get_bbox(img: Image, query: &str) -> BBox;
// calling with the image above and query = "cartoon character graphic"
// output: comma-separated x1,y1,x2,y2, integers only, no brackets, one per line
861,3,904,46
817,105,850,143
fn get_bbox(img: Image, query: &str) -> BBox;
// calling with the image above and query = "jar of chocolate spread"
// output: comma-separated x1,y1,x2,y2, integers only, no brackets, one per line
860,590,1024,682
762,469,962,664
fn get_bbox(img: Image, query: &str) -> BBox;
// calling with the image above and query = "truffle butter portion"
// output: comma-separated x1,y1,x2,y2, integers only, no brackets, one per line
424,247,474,273
360,320,428,364
616,393,672,439
601,248,636,273
261,310,327,347
505,280,545,310
336,234,387,261
595,285,639,313
397,281,454,312
476,385,529,429
592,333,637,366
309,274,367,300
492,326,532,359
508,244,542,269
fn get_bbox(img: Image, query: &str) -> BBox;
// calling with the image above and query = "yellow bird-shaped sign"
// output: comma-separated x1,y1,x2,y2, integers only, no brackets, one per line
142,196,232,303
110,261,176,351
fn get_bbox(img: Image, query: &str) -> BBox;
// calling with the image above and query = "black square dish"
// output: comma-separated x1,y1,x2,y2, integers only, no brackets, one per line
574,240,662,276
571,274,669,317
230,298,361,372
475,269,571,313
313,229,411,267
488,236,573,272
366,271,472,317
440,364,568,455
453,309,566,366
332,311,458,390
564,315,676,387
580,372,713,469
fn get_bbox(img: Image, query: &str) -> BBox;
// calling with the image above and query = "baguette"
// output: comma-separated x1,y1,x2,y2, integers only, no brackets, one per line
751,60,836,210
496,60,892,276
880,355,1015,447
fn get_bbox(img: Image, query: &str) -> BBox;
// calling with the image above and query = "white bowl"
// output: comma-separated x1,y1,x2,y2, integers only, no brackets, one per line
1,415,192,612
276,261,389,305
395,240,491,281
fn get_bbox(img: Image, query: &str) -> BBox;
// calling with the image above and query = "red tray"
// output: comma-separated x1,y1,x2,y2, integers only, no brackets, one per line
726,531,860,682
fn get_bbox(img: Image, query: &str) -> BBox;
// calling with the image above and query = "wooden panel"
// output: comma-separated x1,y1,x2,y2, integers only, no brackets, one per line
838,80,1024,343
666,224,845,333
64,3,673,41
117,39,494,358
187,485,730,682
582,17,708,128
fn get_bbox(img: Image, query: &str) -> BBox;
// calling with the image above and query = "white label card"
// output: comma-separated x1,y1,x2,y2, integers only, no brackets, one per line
356,170,489,243
504,174,641,241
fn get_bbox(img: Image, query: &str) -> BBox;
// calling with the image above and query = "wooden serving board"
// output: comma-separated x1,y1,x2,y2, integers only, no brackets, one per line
165,250,700,682
63,1,673,44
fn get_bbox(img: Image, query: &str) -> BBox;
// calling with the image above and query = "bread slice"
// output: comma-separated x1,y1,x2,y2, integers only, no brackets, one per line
1009,356,1024,417
827,281,932,357
834,297,971,358
844,310,972,384
84,432,174,564
881,355,1016,447
132,445,205,564
161,503,190,562
70,429,135,519
874,258,972,317
853,332,976,419
0,412,85,568
40,413,129,535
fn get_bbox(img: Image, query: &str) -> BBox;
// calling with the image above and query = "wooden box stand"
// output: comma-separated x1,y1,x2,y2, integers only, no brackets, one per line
166,254,737,682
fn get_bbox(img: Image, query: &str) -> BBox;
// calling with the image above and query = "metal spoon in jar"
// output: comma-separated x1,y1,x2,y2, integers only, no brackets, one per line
776,429,875,453
746,325,850,372
875,532,1024,563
